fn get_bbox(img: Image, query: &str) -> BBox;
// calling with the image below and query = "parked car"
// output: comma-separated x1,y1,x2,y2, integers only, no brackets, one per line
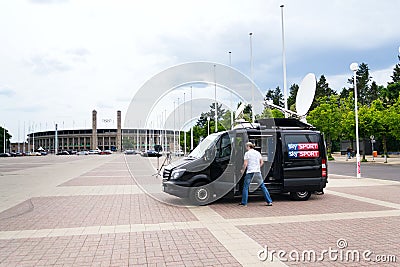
40,151,47,156
142,150,162,157
100,150,113,155
56,151,70,155
174,150,185,156
124,149,136,155
0,153,10,157
88,149,101,155
76,151,89,155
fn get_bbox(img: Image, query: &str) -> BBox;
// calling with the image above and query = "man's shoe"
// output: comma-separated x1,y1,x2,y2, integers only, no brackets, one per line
238,203,247,207
266,203,273,206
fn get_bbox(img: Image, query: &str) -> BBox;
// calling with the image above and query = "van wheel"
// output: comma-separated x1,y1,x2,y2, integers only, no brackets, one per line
190,182,212,205
290,191,311,201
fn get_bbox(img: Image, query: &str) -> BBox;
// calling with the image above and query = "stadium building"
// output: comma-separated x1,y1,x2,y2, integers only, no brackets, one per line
25,110,176,153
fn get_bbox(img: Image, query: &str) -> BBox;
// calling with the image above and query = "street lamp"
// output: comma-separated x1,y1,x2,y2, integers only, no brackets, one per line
213,65,218,132
249,33,255,123
190,86,193,151
207,117,210,136
229,51,233,129
350,62,361,178
280,4,288,116
183,92,186,155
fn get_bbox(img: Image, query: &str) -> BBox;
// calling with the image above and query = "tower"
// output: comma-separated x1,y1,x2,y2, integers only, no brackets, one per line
116,110,122,151
91,110,98,150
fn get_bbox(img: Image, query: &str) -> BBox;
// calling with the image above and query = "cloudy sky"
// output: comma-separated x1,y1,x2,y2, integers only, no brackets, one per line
1,0,399,142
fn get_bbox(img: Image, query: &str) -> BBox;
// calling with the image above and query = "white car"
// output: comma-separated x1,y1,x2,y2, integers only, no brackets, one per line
88,149,101,155
76,151,89,155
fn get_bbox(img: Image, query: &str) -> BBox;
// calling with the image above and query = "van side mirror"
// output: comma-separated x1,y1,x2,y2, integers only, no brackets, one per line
204,147,216,161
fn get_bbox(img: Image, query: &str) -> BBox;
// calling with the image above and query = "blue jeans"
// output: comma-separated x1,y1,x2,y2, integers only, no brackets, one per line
241,172,272,205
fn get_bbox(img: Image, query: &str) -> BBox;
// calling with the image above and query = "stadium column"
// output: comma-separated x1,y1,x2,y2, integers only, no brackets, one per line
91,110,98,150
117,110,122,152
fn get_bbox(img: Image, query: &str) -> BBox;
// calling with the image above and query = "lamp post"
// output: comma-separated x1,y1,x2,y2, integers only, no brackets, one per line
207,117,210,136
3,123,5,154
190,86,193,151
183,92,186,155
213,65,218,132
280,5,288,116
350,62,361,178
229,51,233,129
173,101,176,155
249,32,255,123
177,97,180,154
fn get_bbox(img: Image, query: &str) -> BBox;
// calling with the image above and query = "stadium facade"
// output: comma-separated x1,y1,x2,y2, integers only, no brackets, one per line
25,110,176,152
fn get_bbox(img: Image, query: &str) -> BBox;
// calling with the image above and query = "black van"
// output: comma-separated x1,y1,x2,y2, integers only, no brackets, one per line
162,118,328,205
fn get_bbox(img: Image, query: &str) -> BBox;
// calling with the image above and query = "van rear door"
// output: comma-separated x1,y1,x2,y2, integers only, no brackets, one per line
282,132,324,191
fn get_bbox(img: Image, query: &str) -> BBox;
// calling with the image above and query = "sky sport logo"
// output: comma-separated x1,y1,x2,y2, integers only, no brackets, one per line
257,238,397,263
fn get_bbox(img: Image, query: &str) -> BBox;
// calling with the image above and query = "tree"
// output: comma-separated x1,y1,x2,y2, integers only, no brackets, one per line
307,95,342,159
287,83,299,111
196,103,226,128
347,62,372,106
339,94,355,142
358,104,375,161
380,82,400,106
256,108,284,119
310,75,336,111
0,126,12,153
264,86,284,107
371,99,400,160
367,81,380,105
389,55,400,83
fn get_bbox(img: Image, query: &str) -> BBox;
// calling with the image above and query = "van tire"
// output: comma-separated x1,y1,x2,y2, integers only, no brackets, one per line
290,191,311,201
190,182,212,205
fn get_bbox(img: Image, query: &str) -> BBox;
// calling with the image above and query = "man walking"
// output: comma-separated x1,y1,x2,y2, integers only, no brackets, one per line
239,142,273,206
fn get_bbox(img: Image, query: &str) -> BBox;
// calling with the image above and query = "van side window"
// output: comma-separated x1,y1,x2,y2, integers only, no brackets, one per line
285,134,319,144
219,134,231,158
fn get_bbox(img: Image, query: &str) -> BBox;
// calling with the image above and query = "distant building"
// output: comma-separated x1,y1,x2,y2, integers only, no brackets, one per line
21,110,177,153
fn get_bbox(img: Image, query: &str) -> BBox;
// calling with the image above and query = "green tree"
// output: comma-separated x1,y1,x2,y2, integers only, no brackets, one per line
347,62,373,106
310,75,336,111
196,103,226,128
287,83,299,111
339,94,355,143
256,108,284,119
389,55,400,83
264,86,284,107
358,104,375,161
380,82,400,106
307,95,342,159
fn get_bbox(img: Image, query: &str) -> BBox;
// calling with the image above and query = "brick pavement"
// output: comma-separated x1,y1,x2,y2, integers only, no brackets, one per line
0,154,399,266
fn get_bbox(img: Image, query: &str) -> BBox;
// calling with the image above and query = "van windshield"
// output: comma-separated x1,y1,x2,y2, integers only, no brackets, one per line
189,133,222,158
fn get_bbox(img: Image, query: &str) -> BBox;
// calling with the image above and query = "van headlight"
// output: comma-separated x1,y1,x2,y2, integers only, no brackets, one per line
171,169,186,180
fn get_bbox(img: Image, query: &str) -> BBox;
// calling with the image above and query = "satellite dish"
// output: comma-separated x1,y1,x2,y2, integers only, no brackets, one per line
296,73,316,116
235,103,246,119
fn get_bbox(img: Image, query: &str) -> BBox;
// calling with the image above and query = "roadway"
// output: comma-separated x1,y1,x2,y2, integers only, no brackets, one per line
329,161,400,181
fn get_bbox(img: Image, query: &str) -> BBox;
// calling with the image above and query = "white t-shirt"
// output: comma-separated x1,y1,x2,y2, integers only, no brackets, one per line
244,149,262,173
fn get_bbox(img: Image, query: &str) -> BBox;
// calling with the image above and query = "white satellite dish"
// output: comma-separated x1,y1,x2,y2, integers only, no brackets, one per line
235,103,246,119
296,73,316,116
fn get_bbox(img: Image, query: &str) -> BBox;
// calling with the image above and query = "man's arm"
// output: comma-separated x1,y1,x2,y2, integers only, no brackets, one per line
241,159,248,174
259,158,264,168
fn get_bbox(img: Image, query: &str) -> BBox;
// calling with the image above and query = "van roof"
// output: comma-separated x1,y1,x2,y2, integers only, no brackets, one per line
256,118,315,129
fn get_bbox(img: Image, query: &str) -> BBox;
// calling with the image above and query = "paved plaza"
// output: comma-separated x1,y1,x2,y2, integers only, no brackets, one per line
0,154,399,266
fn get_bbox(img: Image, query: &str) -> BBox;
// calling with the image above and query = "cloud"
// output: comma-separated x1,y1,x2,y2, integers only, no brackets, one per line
29,54,72,74
29,0,68,4
28,48,89,74
0,88,15,97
